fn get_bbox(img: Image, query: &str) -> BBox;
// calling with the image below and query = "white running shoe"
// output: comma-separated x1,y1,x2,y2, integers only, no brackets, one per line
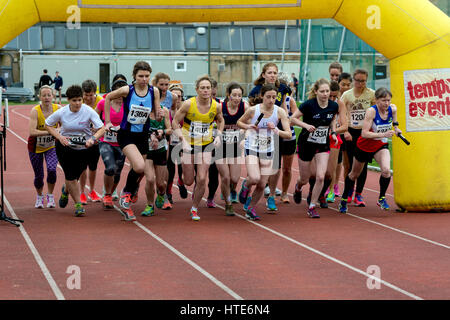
46,194,56,208
35,195,44,209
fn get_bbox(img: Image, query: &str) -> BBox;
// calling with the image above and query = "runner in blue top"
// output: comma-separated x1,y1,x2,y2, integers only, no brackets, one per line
104,61,162,221
153,72,178,110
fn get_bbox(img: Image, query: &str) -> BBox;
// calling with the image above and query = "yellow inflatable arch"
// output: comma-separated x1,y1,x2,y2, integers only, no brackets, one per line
1,0,449,211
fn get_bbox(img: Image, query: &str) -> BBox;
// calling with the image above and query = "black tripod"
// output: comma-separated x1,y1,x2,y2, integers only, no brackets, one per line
0,102,23,227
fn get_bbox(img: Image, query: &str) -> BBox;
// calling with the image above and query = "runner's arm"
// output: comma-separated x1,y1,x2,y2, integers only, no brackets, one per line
104,85,129,128
275,108,293,139
172,100,190,140
29,108,50,137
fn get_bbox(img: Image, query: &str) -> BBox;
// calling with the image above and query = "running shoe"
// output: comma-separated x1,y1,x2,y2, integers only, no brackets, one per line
59,185,69,208
80,192,88,205
121,208,136,221
131,188,139,203
307,206,320,218
206,198,216,208
141,204,155,217
167,193,174,204
264,186,282,198
225,204,235,216
230,190,238,203
190,208,200,221
104,187,120,201
354,193,366,207
162,196,172,210
319,195,328,208
74,203,85,217
88,190,102,202
243,196,252,211
35,195,44,209
155,194,165,209
245,207,260,221
103,194,114,209
377,197,390,210
280,193,290,204
339,199,348,214
119,192,132,210
238,179,249,204
293,183,302,204
178,183,188,199
266,196,277,212
46,194,55,208
347,189,354,203
326,190,335,203
333,184,340,197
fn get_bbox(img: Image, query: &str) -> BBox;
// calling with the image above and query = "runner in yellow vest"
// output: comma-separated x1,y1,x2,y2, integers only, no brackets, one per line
172,75,225,221
27,85,60,209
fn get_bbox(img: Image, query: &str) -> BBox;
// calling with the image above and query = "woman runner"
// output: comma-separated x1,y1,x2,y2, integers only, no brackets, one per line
339,88,400,213
215,82,248,216
27,85,59,208
45,85,105,217
291,79,339,218
104,61,162,221
237,83,291,220
96,79,128,209
166,84,188,205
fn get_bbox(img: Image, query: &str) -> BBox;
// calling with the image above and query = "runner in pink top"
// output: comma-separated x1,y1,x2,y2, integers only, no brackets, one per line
96,79,127,209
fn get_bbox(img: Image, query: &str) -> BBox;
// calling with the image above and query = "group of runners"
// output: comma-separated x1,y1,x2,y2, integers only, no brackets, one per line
27,60,401,222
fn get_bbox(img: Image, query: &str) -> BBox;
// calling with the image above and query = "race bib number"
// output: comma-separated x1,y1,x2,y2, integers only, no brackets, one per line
148,136,167,151
103,130,118,143
307,126,329,144
37,135,55,149
223,130,240,144
68,135,87,150
127,104,150,125
170,133,180,146
350,109,366,127
189,121,210,138
250,135,272,152
375,123,392,143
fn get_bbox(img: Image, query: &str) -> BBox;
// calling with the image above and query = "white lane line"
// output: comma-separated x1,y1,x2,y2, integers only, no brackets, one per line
2,193,65,300
291,166,394,197
131,216,243,300
238,175,449,250
181,187,423,300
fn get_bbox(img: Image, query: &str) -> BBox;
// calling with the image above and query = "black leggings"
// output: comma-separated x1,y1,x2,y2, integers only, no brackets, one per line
208,162,219,199
167,144,184,194
99,142,126,184
344,128,368,194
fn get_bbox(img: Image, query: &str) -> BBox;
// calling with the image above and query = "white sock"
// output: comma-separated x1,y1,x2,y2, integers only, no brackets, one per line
191,206,197,212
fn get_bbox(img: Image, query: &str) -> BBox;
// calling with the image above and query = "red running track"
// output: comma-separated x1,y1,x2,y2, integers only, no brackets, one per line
1,104,449,300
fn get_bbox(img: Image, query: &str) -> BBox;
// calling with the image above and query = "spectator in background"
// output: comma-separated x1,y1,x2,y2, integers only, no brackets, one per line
54,71,63,104
291,73,299,99
0,76,6,92
39,69,53,88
